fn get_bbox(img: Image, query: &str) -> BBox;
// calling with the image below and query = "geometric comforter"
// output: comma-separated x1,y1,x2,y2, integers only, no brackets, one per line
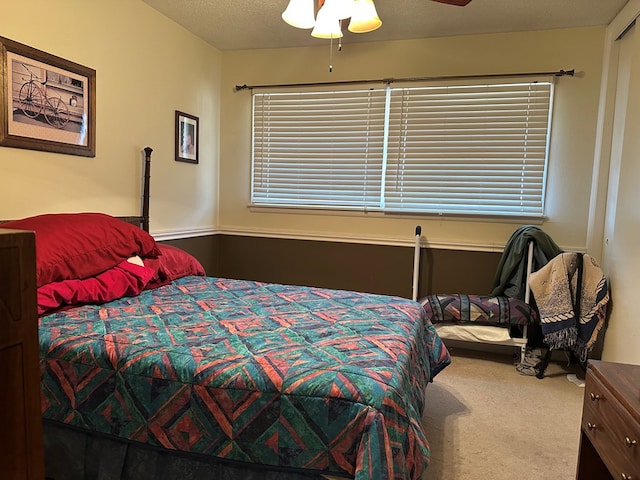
39,276,450,480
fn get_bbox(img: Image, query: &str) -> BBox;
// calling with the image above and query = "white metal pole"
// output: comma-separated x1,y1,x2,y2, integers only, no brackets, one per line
521,240,535,364
412,225,422,301
524,240,534,304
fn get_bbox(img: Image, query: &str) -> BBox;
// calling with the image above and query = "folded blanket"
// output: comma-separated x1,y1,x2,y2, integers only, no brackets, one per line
528,252,609,361
37,257,154,315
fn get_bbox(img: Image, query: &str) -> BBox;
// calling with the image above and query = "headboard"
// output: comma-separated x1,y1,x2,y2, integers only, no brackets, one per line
0,147,153,232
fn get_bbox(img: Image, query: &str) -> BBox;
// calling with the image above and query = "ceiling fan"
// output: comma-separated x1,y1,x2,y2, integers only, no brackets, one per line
282,0,474,43
431,0,473,5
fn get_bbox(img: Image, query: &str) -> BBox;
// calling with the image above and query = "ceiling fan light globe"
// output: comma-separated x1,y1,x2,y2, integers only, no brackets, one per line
311,5,344,38
282,0,316,29
347,0,382,33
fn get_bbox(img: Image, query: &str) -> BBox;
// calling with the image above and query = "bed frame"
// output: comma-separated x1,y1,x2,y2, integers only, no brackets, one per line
119,146,153,232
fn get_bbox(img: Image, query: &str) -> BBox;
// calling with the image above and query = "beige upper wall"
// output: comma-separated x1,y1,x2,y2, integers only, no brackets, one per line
0,3,606,252
220,27,605,251
0,0,221,236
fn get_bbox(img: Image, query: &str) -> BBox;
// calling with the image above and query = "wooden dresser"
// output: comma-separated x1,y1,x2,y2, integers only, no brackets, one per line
576,360,640,480
0,229,44,479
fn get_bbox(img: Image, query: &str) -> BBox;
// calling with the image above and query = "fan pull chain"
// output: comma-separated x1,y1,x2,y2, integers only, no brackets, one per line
329,37,333,72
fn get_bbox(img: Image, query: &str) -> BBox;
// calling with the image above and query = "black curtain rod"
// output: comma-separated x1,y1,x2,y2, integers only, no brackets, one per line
235,69,574,91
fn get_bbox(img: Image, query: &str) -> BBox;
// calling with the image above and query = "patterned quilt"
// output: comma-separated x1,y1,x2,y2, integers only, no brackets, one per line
39,276,451,480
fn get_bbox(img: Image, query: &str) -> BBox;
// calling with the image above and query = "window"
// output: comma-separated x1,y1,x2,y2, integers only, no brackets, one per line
251,77,554,217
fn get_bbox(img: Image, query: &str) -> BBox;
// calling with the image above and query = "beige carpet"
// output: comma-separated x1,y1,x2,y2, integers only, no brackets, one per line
422,347,585,480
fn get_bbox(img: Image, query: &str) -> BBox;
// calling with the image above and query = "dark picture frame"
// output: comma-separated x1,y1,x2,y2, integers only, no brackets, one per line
0,36,96,157
175,110,199,164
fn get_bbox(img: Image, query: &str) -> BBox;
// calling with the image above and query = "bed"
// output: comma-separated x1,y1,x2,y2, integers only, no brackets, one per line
420,292,537,363
417,225,567,370
0,148,451,480
416,232,549,365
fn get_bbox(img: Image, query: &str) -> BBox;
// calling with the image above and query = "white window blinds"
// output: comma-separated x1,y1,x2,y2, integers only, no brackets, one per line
252,89,387,209
251,78,554,217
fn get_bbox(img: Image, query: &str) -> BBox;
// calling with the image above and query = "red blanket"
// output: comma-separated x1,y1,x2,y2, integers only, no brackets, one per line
37,258,154,315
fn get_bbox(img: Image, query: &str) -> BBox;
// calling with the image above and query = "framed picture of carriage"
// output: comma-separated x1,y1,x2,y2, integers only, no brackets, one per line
0,36,96,157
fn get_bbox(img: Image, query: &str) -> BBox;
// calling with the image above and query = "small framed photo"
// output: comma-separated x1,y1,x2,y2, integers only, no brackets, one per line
175,110,199,164
0,36,96,157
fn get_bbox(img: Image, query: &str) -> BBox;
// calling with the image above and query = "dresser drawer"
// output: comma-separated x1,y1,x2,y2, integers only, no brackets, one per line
583,371,640,480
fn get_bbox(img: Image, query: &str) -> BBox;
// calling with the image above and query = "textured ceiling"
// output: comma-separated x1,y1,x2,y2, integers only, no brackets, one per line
143,0,629,51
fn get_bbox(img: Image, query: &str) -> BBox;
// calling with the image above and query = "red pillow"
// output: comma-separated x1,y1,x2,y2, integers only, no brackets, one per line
1,213,159,287
37,258,155,315
144,244,206,289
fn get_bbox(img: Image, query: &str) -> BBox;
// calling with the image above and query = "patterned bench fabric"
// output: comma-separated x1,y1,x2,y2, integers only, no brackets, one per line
39,276,451,480
420,294,538,327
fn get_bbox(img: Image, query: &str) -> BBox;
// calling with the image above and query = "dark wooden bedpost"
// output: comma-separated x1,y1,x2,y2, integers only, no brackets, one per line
142,147,152,232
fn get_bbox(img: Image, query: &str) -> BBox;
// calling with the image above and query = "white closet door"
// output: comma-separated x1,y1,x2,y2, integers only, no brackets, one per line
602,20,640,364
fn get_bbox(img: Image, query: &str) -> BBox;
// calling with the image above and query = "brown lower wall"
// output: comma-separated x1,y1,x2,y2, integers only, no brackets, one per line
160,235,220,275
161,234,502,299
